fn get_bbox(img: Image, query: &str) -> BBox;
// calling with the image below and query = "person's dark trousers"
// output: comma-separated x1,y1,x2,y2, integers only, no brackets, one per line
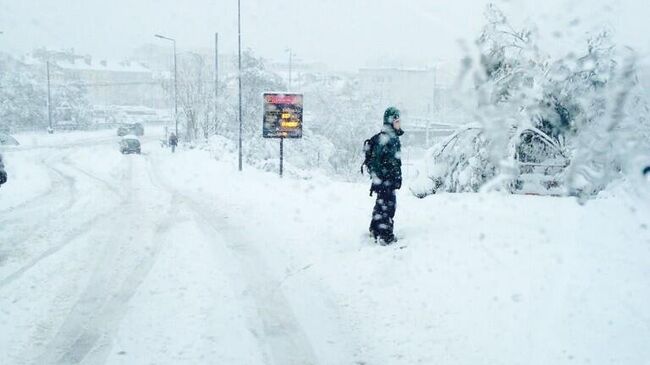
369,189,396,242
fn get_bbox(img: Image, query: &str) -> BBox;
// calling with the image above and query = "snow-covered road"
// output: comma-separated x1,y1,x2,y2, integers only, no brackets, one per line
0,131,352,364
1,130,649,365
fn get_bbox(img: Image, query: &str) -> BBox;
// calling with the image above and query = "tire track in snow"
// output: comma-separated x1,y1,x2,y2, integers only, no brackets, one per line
0,140,123,245
0,150,75,223
0,157,79,271
35,157,177,365
0,134,118,216
0,154,129,288
146,154,321,365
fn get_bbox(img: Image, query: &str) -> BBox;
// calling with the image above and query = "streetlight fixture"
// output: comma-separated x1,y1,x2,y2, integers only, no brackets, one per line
154,34,178,136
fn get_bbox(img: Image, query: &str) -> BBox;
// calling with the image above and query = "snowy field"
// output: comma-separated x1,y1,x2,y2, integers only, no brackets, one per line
1,131,649,365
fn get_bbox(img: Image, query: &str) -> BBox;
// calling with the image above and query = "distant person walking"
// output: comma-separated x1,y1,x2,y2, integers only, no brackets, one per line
363,107,404,245
169,133,178,153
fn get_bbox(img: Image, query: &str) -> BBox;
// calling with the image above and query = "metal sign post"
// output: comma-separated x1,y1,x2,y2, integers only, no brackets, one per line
263,93,303,177
280,137,284,177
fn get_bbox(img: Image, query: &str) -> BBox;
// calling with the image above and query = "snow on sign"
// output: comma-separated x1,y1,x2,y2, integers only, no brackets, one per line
263,93,303,138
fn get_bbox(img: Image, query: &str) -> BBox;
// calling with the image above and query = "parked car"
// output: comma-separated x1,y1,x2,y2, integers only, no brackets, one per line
410,126,570,198
117,122,144,137
0,153,7,186
120,135,141,154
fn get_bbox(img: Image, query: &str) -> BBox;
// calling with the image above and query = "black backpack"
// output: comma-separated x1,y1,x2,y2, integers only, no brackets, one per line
361,133,380,175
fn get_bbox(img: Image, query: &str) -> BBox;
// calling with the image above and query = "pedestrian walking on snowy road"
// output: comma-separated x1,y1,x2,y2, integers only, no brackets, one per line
169,133,178,153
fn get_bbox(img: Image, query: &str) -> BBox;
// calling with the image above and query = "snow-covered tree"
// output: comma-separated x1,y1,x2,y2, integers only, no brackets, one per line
0,54,91,132
49,64,92,128
0,55,47,131
306,76,377,176
176,53,214,141
469,4,649,197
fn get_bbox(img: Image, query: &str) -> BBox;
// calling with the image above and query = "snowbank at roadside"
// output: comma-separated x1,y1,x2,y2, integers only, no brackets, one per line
0,150,51,210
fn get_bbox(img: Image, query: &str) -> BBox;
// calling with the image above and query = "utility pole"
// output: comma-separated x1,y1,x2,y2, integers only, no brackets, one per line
428,64,437,146
46,60,53,133
173,40,178,136
214,32,219,135
238,0,243,171
154,34,178,136
279,48,294,178
288,48,292,90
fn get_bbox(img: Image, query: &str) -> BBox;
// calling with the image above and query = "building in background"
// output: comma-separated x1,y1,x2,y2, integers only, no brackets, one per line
22,48,171,128
28,48,167,109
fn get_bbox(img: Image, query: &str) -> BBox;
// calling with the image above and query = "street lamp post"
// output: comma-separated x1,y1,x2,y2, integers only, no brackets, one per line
279,48,294,178
154,34,178,137
214,32,219,135
237,0,243,171
286,48,293,90
46,60,53,133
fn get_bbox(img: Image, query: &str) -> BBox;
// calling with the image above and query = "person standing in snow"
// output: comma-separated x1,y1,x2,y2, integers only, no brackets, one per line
367,106,404,245
169,133,178,153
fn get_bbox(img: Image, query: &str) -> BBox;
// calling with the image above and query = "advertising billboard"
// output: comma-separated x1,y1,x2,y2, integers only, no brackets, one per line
263,93,303,138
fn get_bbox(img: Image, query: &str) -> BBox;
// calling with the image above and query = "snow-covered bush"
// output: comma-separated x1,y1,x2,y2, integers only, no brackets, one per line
411,126,498,198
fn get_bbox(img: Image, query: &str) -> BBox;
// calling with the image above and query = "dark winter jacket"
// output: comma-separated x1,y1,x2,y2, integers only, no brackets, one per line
370,124,402,192
0,153,6,186
169,134,178,146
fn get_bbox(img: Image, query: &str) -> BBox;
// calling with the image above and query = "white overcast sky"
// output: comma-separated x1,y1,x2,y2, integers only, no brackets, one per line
0,0,648,70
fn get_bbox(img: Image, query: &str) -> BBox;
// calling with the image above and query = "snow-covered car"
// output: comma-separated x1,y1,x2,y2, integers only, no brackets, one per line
117,122,144,137
0,153,7,186
119,135,141,154
410,126,569,198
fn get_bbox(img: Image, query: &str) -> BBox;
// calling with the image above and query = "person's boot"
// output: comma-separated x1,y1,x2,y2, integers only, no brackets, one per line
377,235,397,246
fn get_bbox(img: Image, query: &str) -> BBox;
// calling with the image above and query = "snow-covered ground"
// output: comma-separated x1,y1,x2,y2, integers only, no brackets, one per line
1,131,649,365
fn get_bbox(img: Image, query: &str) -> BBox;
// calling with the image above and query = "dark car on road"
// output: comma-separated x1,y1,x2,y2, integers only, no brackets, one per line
117,122,144,137
120,135,141,154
